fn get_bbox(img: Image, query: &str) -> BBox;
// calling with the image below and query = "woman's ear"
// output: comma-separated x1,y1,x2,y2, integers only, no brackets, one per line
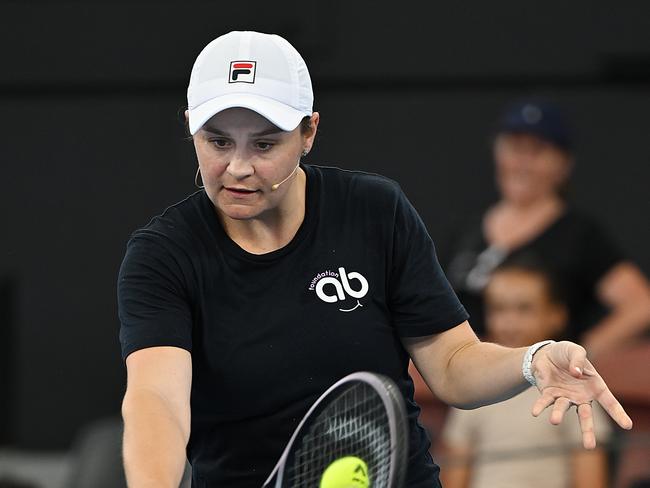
303,112,320,152
310,111,320,129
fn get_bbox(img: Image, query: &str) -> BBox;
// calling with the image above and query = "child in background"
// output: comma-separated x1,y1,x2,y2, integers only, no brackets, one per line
440,255,611,488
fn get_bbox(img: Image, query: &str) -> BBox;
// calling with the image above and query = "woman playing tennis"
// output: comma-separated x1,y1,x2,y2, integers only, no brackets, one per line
118,31,632,487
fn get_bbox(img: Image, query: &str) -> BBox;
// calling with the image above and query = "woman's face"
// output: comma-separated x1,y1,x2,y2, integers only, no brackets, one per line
193,107,318,221
493,133,572,205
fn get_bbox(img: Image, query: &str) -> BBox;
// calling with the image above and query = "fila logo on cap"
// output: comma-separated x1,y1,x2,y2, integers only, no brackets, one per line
229,60,256,83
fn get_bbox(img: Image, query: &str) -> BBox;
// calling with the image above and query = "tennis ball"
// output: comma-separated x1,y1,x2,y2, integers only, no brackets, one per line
319,456,370,488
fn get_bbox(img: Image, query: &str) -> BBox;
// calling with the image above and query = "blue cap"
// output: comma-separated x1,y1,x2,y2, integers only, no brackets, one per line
497,99,572,151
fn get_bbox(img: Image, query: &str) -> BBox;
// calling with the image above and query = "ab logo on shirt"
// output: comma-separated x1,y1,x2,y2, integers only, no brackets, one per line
308,267,369,312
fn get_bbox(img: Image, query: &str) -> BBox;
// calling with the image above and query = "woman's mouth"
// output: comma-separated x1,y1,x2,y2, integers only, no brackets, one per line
224,187,259,198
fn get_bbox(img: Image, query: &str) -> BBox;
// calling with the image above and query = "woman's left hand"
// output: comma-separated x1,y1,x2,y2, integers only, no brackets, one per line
530,340,633,449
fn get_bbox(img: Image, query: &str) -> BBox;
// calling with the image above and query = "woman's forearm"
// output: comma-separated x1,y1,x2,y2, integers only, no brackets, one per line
122,388,189,488
438,341,531,409
405,323,534,409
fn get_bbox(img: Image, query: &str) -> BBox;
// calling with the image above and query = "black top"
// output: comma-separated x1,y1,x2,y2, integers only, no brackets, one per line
447,209,623,339
118,164,468,487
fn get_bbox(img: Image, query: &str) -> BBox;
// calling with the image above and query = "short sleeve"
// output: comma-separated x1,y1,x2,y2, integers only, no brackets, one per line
441,407,477,448
118,232,193,360
577,217,624,286
389,189,469,337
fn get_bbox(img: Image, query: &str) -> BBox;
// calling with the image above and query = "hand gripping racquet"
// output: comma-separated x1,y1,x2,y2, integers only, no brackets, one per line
263,371,408,488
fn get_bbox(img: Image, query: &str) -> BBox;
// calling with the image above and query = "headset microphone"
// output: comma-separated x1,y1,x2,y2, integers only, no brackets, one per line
271,163,300,191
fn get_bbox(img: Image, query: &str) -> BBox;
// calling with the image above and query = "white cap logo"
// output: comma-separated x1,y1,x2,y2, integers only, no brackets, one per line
229,60,256,84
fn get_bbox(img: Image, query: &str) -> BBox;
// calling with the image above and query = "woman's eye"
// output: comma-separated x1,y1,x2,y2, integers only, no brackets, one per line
256,141,274,151
211,138,230,148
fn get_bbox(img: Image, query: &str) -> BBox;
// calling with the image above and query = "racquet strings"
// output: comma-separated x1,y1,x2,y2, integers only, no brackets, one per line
284,380,395,487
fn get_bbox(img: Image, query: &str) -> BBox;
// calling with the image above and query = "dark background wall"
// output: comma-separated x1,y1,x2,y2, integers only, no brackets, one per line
1,1,649,448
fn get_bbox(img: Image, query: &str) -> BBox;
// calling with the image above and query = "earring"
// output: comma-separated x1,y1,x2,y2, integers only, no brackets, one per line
195,167,204,189
301,149,309,158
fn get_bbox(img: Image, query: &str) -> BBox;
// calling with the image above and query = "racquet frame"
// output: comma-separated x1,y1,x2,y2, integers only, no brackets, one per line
263,371,408,488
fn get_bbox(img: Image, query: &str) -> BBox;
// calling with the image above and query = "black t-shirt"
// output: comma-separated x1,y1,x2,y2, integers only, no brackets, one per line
447,209,623,339
118,164,468,487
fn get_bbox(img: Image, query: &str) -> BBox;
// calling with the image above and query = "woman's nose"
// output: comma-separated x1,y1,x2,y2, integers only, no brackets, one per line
226,150,254,179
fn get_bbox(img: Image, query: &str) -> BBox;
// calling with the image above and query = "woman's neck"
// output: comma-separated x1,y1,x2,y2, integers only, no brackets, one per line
219,169,307,255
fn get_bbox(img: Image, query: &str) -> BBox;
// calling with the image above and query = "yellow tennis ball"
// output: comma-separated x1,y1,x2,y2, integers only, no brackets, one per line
319,456,370,488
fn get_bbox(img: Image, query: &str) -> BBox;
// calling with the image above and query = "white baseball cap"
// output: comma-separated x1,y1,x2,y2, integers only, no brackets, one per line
187,31,314,135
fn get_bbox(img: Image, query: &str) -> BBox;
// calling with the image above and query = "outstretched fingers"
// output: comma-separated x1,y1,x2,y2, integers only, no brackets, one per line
597,388,633,430
549,397,573,425
531,392,574,423
576,402,596,449
532,395,599,449
531,392,556,417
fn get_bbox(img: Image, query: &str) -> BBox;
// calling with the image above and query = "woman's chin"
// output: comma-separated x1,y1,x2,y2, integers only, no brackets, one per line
220,205,261,221
211,192,264,220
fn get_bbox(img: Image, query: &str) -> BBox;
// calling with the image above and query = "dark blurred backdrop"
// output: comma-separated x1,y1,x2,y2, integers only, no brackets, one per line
1,1,649,449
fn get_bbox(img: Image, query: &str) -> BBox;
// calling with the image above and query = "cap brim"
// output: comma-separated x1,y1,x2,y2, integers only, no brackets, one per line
188,93,309,135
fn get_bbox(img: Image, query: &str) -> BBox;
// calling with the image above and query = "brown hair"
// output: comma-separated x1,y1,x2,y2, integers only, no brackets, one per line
299,115,313,135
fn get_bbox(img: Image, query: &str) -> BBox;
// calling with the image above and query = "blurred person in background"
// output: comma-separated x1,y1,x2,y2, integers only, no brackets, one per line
441,255,611,488
447,99,650,358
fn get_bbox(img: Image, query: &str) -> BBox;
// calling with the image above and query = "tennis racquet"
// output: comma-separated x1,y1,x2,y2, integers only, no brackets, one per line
263,371,408,488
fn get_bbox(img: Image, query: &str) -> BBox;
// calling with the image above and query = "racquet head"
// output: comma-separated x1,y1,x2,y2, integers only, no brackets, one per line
263,371,408,488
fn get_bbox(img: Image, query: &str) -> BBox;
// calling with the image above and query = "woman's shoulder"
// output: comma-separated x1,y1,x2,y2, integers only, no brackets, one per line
126,191,207,252
307,163,402,197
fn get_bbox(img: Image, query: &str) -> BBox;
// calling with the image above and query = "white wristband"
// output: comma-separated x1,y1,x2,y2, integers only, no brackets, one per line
522,340,555,386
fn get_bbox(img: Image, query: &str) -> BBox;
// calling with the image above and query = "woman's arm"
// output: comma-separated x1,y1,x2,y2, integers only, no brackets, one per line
403,321,633,449
122,346,192,488
403,321,529,409
582,262,650,358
